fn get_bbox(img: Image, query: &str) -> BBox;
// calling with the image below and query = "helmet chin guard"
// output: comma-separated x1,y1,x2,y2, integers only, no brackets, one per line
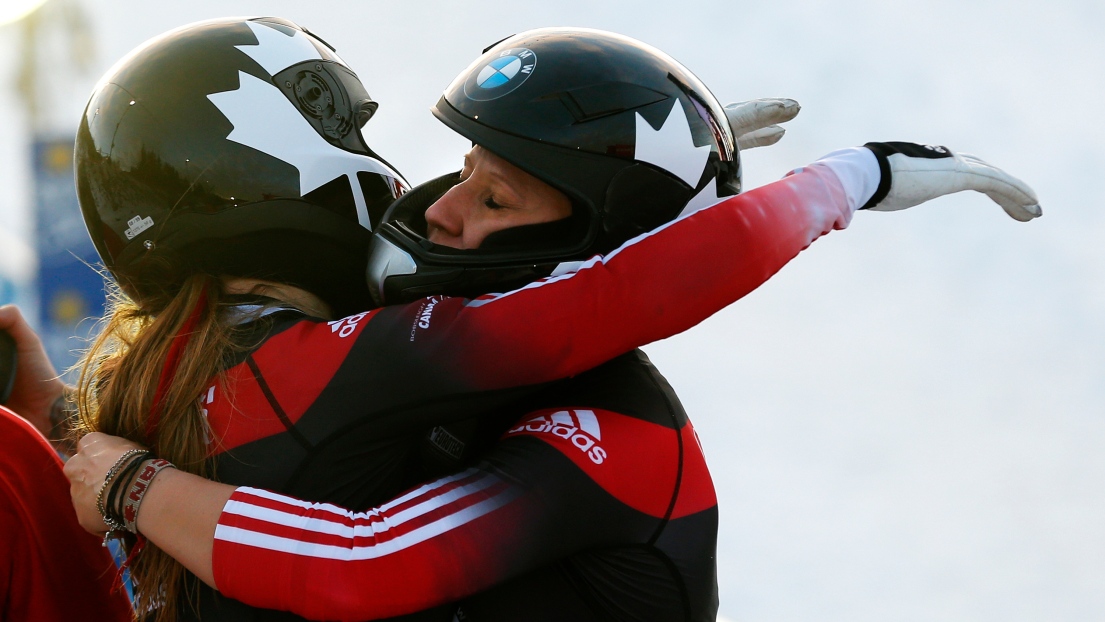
77,17,407,315
369,172,592,304
369,27,739,304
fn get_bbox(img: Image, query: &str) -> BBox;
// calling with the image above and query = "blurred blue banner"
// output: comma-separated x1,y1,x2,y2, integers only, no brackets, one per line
33,135,105,373
0,274,15,305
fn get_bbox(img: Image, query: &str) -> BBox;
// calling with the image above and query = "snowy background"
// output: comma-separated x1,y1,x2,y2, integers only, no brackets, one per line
0,1,1102,620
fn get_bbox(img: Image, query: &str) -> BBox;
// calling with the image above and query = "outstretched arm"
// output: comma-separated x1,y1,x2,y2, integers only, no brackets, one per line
429,142,1038,394
192,140,1041,448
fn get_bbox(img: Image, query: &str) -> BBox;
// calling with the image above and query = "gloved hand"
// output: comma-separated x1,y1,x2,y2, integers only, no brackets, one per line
862,142,1041,221
724,98,800,150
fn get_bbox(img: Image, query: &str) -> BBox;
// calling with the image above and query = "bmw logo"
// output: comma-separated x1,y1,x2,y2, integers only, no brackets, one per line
463,48,537,101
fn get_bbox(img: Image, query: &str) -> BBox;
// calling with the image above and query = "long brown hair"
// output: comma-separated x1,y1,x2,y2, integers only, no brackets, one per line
75,272,245,620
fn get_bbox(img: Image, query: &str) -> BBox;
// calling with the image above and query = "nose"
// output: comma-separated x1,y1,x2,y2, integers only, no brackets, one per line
424,183,467,247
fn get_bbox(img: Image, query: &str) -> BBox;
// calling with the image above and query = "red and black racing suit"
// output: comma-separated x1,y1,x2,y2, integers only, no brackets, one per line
180,150,878,621
198,339,714,622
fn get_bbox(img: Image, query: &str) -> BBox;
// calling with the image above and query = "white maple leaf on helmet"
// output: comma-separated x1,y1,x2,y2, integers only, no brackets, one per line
633,102,712,188
206,22,399,229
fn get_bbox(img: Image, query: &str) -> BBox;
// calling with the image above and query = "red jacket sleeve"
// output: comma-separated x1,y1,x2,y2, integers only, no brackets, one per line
399,156,865,390
0,407,133,622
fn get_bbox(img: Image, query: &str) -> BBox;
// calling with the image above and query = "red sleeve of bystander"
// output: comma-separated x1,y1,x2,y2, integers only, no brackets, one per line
0,406,132,621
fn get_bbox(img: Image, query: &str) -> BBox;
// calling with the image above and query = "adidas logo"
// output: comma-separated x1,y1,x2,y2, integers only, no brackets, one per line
508,409,607,464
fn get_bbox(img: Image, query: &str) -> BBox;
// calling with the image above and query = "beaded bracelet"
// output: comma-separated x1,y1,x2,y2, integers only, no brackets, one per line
122,459,176,533
95,449,149,532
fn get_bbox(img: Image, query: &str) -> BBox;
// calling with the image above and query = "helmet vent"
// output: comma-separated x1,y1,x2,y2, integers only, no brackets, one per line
290,68,354,138
558,82,669,123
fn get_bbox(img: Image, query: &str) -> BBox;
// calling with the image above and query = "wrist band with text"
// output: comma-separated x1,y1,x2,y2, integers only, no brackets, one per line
122,458,176,533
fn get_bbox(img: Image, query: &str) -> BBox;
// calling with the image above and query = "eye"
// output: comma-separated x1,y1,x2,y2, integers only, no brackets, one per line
484,196,506,210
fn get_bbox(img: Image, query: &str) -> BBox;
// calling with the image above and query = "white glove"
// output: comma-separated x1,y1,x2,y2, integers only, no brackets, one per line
862,142,1041,222
724,98,800,150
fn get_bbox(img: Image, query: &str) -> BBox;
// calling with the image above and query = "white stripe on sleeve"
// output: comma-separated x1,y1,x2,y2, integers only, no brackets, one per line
215,486,519,561
224,470,503,539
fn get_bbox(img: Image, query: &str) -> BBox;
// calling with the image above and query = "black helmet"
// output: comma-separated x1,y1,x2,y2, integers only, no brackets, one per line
76,17,407,315
369,27,738,304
